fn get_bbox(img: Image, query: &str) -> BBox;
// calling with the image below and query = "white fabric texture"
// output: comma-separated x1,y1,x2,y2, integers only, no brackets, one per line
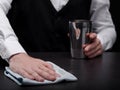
50,0,69,11
4,61,78,86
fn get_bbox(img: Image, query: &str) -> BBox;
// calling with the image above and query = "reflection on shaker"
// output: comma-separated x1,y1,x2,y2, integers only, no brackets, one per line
72,22,81,40
69,20,92,59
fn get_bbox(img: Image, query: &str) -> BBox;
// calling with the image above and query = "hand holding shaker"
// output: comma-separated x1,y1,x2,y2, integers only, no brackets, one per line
69,20,92,59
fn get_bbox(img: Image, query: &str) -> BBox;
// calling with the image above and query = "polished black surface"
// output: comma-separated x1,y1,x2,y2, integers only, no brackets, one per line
0,52,120,90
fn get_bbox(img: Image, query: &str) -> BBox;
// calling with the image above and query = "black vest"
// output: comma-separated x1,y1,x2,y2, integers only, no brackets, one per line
7,0,91,52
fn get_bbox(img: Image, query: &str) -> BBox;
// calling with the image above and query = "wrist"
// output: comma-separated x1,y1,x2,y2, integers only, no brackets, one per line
9,53,27,63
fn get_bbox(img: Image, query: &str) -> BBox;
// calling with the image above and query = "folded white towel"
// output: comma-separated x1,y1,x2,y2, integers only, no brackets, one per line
4,61,77,85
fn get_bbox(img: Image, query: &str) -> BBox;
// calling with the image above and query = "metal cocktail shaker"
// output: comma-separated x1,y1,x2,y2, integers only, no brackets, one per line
69,20,92,59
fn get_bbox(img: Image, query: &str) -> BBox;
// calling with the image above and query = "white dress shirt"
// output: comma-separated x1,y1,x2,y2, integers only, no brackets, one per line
0,0,116,60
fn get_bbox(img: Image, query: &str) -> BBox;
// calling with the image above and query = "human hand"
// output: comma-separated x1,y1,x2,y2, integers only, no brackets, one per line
83,33,103,58
9,53,58,82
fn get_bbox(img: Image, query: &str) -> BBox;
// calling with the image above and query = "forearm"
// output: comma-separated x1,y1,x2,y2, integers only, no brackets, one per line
90,0,116,51
97,27,116,51
0,0,26,61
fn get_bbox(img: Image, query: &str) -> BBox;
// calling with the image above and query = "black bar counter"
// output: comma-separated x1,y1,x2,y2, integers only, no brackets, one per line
0,52,120,90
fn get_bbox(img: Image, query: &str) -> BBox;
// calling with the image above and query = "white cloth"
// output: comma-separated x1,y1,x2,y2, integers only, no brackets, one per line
0,0,116,60
4,61,78,86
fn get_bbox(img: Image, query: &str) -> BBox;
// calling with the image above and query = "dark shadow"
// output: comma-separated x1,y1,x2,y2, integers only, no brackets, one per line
110,0,120,52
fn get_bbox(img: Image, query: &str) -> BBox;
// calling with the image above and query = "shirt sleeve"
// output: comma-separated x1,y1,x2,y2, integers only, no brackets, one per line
0,0,26,61
90,0,117,51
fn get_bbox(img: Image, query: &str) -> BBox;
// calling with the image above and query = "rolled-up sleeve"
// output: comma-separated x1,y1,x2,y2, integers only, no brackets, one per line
0,0,26,61
90,0,117,51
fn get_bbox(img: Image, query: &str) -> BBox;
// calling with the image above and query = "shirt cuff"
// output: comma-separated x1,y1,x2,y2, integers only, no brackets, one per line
0,40,26,61
97,34,112,51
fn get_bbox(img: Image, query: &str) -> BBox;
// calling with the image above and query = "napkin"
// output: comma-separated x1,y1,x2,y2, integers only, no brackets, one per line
4,61,77,85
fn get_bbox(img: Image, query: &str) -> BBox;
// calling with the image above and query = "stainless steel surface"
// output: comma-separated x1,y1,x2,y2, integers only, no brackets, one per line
69,20,92,59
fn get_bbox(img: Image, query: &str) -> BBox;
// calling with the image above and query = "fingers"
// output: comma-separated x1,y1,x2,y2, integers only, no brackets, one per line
42,61,54,70
84,38,103,58
15,63,57,82
34,63,57,81
17,68,35,80
39,60,59,77
84,38,99,52
86,33,97,40
88,49,103,58
11,64,45,82
84,43,103,58
9,54,58,82
42,62,60,77
27,61,57,81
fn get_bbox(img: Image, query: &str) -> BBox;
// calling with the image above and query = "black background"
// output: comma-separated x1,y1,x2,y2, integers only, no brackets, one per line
110,0,120,52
